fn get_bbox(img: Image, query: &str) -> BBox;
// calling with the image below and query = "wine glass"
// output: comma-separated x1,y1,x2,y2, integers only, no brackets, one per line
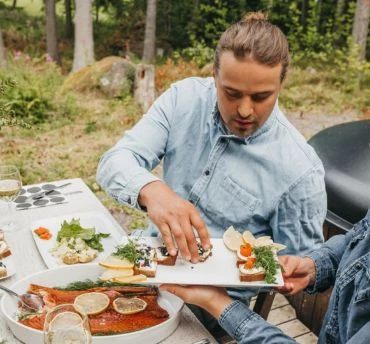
43,304,92,344
0,165,22,231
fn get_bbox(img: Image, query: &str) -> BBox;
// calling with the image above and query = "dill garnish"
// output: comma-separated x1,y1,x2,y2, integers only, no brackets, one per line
253,246,280,284
55,279,145,291
112,239,140,262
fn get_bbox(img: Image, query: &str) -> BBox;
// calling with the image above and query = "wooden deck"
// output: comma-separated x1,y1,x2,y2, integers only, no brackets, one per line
221,294,318,343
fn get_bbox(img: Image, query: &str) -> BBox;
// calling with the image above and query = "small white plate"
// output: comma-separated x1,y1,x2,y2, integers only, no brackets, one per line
0,254,16,281
30,211,125,268
120,237,284,287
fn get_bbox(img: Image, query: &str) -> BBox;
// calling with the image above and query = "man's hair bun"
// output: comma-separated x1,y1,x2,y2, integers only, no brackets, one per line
243,11,268,22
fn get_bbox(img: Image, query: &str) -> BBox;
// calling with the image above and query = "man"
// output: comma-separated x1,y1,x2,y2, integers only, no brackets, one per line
161,210,370,344
97,12,326,263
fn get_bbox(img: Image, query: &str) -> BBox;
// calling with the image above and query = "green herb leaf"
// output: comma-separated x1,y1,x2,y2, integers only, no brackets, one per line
112,239,140,262
253,246,280,284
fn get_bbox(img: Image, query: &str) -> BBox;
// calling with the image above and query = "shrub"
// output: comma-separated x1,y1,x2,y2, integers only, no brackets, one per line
0,52,77,125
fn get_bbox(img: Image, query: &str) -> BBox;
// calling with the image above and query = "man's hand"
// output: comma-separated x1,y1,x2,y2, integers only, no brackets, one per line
160,284,233,319
277,256,316,295
139,181,210,263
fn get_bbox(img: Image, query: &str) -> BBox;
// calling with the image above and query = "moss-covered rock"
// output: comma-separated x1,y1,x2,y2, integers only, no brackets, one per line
61,56,135,98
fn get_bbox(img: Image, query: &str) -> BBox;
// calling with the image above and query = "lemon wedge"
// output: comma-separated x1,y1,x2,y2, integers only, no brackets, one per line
99,255,134,269
113,297,147,315
223,226,243,251
73,292,110,315
49,311,82,330
242,230,257,245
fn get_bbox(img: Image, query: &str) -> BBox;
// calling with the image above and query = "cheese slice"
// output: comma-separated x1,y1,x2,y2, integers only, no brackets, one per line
99,268,134,281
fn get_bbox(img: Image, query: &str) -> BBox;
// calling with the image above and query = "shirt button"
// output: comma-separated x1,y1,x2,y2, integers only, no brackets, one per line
205,170,210,176
220,138,225,143
189,199,194,204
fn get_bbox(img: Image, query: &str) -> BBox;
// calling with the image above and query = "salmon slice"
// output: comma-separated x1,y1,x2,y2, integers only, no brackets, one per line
19,284,169,335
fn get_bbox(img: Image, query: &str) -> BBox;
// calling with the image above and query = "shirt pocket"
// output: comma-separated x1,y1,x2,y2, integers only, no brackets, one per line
205,175,261,229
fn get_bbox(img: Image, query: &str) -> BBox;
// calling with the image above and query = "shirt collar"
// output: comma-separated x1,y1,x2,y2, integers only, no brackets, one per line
212,100,279,144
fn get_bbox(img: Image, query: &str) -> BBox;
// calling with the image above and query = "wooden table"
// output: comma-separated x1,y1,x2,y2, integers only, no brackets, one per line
0,178,216,344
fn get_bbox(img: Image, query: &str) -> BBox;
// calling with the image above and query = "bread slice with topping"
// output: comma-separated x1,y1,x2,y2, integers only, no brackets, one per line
239,262,266,282
134,257,157,278
0,261,7,278
155,246,178,266
0,241,11,259
197,242,213,262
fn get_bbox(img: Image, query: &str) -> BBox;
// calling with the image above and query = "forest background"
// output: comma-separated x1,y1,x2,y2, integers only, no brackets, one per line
0,0,370,230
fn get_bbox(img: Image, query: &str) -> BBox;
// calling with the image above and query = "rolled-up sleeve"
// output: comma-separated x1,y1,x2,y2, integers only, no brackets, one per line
270,164,327,255
306,230,353,293
219,301,296,343
96,84,177,210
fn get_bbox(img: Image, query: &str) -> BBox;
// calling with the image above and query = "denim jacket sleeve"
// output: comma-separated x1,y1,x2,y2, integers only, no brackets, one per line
346,320,370,344
270,164,326,255
219,301,297,343
96,85,176,210
306,230,354,293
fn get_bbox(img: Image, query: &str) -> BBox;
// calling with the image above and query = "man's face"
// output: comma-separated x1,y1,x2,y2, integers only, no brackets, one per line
214,51,282,137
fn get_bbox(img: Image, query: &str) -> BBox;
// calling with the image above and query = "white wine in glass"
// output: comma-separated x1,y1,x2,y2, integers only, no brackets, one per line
43,304,92,344
0,165,22,231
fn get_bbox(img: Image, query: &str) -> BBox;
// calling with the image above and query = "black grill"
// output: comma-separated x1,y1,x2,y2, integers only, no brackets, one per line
308,120,370,231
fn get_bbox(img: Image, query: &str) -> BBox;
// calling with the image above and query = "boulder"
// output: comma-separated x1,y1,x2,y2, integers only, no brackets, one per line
62,56,135,97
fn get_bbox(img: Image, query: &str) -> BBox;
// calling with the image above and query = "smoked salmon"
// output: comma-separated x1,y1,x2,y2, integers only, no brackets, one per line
19,284,169,335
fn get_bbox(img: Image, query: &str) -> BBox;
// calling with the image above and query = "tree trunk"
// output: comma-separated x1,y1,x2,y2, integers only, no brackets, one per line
300,0,309,30
142,0,157,64
65,0,73,39
11,0,17,10
352,0,370,60
0,28,7,69
46,0,59,63
72,0,95,72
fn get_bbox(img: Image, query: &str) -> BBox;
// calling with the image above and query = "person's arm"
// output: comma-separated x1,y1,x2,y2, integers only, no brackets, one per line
346,320,370,344
270,165,326,255
97,82,210,262
160,284,296,344
305,229,354,293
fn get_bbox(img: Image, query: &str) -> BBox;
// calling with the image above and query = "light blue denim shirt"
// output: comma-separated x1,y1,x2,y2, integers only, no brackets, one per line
219,210,370,344
97,77,326,255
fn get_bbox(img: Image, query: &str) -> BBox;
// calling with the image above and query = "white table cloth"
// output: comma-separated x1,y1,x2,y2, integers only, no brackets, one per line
0,178,216,344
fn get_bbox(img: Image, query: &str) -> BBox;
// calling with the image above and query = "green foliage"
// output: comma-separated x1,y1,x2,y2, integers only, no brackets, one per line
173,38,214,68
0,78,31,129
0,53,77,125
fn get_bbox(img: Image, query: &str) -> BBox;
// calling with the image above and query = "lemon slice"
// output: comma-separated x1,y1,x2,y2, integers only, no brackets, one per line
73,292,110,315
49,311,82,330
113,297,147,315
99,255,134,269
99,268,134,281
223,226,243,251
242,230,257,245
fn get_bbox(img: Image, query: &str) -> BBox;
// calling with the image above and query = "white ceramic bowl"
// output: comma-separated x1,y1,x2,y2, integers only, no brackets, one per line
0,264,183,344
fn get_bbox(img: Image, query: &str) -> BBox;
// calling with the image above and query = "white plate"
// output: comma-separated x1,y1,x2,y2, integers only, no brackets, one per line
120,237,283,287
0,254,16,281
30,211,124,268
0,264,183,344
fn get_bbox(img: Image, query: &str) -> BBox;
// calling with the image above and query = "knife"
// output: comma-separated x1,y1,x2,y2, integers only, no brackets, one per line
25,182,72,201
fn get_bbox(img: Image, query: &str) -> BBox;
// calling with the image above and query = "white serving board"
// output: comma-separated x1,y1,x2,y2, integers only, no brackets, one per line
1,264,183,344
119,237,283,288
30,211,125,268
